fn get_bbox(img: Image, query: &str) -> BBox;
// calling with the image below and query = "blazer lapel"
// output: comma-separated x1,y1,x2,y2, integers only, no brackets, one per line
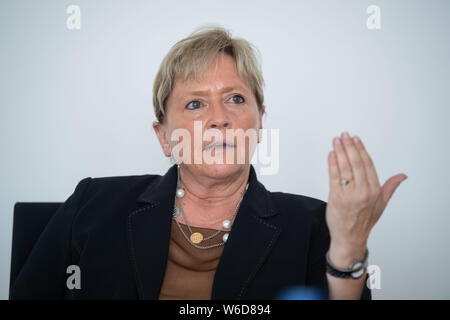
127,164,281,300
211,166,281,299
127,165,177,299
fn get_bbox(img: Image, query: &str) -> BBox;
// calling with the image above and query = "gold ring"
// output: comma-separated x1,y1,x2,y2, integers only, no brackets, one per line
340,177,353,186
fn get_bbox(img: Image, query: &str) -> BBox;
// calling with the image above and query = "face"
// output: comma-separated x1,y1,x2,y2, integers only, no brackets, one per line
153,53,264,180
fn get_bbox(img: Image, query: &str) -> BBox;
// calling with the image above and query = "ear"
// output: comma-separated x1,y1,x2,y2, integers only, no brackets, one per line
153,121,172,157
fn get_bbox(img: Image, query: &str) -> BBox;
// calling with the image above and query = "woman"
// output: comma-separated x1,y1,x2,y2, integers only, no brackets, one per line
10,26,407,300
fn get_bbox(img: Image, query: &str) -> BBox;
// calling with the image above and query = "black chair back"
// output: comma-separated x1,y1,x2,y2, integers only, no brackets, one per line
9,202,62,298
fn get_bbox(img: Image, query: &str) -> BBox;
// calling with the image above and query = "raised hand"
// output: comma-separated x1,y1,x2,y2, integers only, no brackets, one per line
326,131,407,263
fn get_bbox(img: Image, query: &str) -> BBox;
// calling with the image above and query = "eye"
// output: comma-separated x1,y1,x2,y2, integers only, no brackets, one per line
185,100,202,110
230,94,245,104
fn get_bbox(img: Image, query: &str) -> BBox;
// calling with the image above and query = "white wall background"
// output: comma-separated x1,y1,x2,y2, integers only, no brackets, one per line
1,0,449,299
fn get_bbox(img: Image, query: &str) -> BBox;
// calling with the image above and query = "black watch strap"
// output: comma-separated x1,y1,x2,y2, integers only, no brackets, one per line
325,248,369,279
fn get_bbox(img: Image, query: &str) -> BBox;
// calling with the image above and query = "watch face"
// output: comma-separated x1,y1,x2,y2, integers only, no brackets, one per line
351,268,365,279
351,261,363,271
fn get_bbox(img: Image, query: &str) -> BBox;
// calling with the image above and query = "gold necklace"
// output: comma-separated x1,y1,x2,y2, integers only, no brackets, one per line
173,165,249,248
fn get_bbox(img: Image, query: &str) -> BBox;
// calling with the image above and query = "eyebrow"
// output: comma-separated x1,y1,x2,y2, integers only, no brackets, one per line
186,85,248,96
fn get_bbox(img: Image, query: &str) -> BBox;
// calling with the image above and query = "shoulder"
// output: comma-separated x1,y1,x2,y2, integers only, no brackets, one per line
69,173,163,234
268,190,328,228
68,173,162,224
86,173,161,188
270,191,327,213
74,173,160,200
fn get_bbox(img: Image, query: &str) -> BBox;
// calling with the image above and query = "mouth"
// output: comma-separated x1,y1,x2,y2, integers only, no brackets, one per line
203,141,235,152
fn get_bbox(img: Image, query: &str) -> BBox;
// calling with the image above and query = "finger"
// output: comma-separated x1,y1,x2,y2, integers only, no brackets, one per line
328,150,341,191
369,174,407,226
340,132,368,188
333,136,353,188
352,135,380,189
381,174,408,205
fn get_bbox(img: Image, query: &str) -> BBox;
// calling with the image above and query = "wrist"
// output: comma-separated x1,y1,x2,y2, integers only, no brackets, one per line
328,241,367,269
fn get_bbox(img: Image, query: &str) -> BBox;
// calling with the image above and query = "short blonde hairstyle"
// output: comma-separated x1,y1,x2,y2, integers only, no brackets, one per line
152,25,265,123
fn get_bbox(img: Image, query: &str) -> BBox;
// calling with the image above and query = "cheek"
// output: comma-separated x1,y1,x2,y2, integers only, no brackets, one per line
165,114,192,141
235,111,260,130
167,122,199,157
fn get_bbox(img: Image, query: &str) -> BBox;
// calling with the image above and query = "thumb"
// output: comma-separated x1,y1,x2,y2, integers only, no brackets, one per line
381,173,408,205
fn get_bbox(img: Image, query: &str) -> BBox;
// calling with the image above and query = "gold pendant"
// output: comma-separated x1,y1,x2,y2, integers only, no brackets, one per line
190,232,204,244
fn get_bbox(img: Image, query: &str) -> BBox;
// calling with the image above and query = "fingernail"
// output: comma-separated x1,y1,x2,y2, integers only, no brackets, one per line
342,132,350,138
353,136,360,143
334,137,341,144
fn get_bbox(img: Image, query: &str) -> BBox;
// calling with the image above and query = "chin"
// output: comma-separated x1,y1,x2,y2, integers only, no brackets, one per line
196,163,247,179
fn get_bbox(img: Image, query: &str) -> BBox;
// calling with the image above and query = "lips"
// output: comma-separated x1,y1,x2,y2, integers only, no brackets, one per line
203,141,235,151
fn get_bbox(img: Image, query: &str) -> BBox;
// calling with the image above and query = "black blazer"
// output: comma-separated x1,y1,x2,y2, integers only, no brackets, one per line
10,164,371,300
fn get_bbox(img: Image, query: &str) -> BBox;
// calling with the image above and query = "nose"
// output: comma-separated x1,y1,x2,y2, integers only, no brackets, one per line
207,104,230,130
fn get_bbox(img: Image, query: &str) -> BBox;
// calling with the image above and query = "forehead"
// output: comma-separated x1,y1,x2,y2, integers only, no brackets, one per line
173,53,249,94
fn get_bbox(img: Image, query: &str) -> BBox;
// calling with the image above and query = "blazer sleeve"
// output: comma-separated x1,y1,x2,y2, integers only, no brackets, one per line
305,202,372,300
9,177,91,300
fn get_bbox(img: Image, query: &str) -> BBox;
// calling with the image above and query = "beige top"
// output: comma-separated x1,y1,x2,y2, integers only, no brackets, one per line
157,219,226,300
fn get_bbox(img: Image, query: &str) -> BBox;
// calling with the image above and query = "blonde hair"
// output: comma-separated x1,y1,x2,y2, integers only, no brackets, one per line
152,25,265,123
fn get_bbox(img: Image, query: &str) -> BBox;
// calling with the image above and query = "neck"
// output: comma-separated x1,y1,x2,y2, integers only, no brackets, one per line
176,165,250,228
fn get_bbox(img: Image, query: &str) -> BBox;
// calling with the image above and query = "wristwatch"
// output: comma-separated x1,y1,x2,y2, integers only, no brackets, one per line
325,248,369,279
